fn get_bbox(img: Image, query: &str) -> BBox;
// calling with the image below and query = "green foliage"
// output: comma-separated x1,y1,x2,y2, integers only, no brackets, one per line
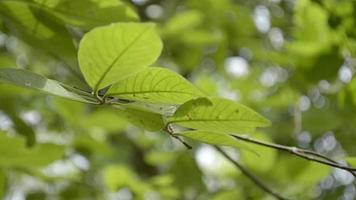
107,67,204,104
169,97,270,134
0,133,64,168
0,68,93,103
78,22,162,90
1,0,356,199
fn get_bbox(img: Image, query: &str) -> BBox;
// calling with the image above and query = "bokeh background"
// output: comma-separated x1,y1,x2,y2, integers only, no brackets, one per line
1,0,356,199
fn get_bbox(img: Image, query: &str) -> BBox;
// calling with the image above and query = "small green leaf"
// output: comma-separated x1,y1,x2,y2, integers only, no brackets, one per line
0,133,65,168
114,106,164,131
169,98,271,134
0,68,94,103
107,67,205,104
78,22,163,90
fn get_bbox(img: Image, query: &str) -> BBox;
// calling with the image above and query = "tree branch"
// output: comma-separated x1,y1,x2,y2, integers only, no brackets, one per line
230,134,356,177
214,146,289,200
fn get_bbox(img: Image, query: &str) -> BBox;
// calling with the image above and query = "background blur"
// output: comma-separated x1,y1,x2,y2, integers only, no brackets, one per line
1,0,356,199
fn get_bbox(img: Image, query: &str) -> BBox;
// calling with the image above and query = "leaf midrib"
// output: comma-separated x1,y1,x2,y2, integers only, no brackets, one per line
94,25,152,91
169,118,265,124
109,90,198,96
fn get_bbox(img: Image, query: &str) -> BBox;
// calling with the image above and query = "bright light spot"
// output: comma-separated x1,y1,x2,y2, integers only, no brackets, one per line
20,111,41,125
146,4,163,19
195,145,237,175
333,168,354,185
132,0,147,5
320,176,334,190
314,132,337,153
260,67,278,87
343,185,356,200
297,131,311,146
299,95,311,112
225,56,249,78
0,112,13,131
253,5,270,33
42,160,79,177
71,154,90,171
268,28,284,49
318,80,330,91
338,65,353,83
109,188,133,200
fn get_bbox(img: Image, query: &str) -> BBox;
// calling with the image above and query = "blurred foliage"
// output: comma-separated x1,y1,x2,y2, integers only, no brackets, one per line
0,0,356,199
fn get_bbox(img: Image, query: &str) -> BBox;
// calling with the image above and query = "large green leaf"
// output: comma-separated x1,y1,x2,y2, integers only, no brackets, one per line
0,133,65,168
78,23,163,90
168,98,270,134
107,67,204,104
0,68,94,103
30,0,138,29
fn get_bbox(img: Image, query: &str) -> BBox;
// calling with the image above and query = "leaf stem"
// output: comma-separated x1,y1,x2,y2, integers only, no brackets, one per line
214,146,289,200
164,125,192,149
230,134,356,177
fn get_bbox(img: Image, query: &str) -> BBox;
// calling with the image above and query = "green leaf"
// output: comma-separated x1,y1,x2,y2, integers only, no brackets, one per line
103,164,150,195
177,130,242,147
346,157,356,167
107,67,205,104
31,0,138,29
0,170,5,199
114,106,164,131
0,1,78,67
78,22,163,90
0,133,65,168
168,98,271,134
0,68,94,103
240,133,277,173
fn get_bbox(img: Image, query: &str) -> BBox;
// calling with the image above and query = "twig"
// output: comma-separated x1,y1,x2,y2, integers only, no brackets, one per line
214,146,289,200
164,125,192,149
230,134,356,177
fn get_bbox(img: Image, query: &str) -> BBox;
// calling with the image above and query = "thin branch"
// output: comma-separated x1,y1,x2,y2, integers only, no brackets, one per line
164,125,192,149
230,134,356,177
214,146,289,200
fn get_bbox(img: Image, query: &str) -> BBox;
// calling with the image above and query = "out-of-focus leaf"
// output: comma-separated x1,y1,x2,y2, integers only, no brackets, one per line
78,23,162,90
0,1,77,67
212,190,241,200
108,67,204,104
31,0,138,29
346,157,356,167
0,133,65,168
0,68,94,103
169,97,271,134
177,130,241,147
114,106,164,131
162,10,203,37
0,170,5,199
240,133,277,173
103,164,150,196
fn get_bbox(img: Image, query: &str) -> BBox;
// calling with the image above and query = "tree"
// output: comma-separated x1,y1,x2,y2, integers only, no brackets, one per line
0,0,356,199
